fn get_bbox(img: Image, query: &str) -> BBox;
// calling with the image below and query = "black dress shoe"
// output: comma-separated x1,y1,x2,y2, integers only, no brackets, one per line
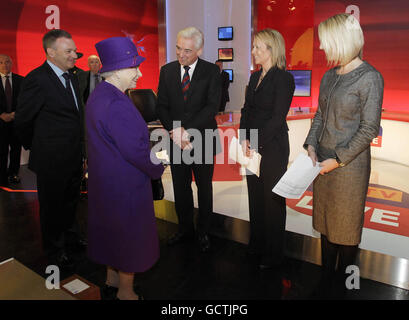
8,175,20,184
0,179,9,187
75,238,88,249
197,234,211,253
167,231,194,246
259,256,283,270
101,285,118,300
48,251,75,269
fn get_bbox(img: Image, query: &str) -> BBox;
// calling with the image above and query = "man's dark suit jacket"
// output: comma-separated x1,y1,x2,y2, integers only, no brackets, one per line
15,62,85,177
0,73,24,124
219,70,230,112
157,58,222,159
77,70,91,105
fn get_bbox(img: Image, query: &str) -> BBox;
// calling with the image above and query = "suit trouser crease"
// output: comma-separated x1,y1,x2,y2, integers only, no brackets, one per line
36,169,82,255
246,138,289,263
170,162,214,236
0,124,22,180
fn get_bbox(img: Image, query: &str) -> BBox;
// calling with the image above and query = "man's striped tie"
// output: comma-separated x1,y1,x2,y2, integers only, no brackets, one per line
181,66,190,101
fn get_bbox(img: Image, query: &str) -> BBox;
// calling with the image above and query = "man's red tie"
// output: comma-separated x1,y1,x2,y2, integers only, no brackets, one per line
181,66,190,101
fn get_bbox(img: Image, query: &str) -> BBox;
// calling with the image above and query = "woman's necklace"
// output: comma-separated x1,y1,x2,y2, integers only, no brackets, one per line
256,68,269,88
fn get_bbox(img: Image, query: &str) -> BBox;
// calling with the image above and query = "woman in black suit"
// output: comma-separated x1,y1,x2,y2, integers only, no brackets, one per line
240,29,295,269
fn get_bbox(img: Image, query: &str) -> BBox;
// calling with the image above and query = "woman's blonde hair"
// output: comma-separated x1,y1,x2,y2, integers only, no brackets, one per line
318,13,364,66
254,28,286,70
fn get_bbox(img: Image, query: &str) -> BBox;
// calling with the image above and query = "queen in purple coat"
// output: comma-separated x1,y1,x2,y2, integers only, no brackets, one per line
86,37,164,300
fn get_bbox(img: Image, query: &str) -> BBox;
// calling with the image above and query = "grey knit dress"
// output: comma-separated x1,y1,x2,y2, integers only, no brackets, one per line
304,61,384,245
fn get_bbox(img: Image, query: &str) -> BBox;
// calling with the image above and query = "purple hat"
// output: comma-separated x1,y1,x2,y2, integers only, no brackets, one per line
95,37,145,73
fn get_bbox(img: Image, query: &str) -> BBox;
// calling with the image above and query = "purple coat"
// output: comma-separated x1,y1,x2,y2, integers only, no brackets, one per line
86,81,164,273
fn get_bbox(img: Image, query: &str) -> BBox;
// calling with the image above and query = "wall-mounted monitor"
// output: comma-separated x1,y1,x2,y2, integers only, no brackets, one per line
223,69,233,82
288,70,311,97
218,26,233,41
218,48,234,62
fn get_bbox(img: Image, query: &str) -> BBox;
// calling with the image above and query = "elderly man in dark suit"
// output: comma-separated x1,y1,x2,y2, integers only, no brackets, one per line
78,54,102,105
215,59,230,112
0,54,24,186
15,29,85,267
157,26,221,252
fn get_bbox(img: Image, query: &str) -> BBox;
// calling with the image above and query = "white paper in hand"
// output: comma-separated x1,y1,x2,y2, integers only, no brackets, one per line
272,153,321,199
246,151,261,177
228,136,249,166
228,136,261,177
156,150,170,163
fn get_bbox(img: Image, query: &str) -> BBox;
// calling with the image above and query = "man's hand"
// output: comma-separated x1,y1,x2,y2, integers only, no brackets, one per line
170,127,192,150
0,112,14,122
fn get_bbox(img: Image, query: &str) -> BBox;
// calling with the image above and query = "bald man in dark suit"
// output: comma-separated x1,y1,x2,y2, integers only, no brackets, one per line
0,54,24,186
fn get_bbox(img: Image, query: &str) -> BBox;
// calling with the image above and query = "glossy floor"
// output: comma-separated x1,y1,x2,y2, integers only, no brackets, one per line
0,166,408,300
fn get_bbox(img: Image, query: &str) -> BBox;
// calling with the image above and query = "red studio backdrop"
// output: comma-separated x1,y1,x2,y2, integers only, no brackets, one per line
257,0,409,112
0,0,159,91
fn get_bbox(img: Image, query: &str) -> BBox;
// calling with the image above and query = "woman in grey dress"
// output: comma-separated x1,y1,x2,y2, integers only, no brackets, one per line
304,13,384,297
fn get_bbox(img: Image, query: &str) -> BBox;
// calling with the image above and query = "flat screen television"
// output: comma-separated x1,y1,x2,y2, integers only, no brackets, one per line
288,70,311,97
218,48,233,62
218,26,233,41
223,69,233,82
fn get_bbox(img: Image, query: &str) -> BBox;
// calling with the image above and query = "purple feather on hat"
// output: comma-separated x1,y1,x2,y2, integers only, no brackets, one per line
95,36,146,73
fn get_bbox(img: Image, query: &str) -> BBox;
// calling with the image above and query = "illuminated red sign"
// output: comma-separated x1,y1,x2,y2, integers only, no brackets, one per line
287,184,409,238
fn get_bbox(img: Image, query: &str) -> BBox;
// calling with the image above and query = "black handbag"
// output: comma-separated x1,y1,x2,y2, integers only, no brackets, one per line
151,178,164,201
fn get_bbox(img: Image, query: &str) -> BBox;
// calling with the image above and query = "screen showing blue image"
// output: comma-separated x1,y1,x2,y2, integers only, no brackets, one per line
288,70,311,97
218,26,233,41
223,69,233,82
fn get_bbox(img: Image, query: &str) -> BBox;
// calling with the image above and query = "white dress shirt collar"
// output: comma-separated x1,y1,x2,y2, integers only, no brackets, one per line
180,58,199,82
0,72,12,88
46,60,78,109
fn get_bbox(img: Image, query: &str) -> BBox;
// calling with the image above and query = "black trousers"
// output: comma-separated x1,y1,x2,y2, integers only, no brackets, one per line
246,136,289,264
0,123,22,183
170,162,214,236
36,168,82,256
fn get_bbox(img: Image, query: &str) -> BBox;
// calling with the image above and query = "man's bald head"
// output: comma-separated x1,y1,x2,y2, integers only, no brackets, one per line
0,54,12,75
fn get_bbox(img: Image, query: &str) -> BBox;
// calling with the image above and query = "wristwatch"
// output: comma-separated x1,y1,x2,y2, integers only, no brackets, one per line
335,156,345,168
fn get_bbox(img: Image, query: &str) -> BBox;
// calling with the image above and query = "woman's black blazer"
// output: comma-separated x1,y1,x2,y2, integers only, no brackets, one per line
240,67,295,148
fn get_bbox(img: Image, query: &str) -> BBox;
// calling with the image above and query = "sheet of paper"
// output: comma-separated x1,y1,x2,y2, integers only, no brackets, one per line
156,150,170,163
246,151,261,177
62,279,90,295
228,136,249,166
272,153,321,199
228,136,261,177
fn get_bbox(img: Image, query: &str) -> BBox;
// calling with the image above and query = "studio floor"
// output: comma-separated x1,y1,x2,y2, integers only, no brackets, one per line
1,165,409,300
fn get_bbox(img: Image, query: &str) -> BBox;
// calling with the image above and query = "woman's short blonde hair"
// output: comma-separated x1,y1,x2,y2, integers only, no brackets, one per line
318,13,364,66
254,28,286,70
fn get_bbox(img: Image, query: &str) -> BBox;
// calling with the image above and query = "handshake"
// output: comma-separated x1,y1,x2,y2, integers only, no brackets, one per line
170,127,193,150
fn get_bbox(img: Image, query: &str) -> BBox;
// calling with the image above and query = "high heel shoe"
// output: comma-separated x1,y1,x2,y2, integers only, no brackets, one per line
115,293,145,300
